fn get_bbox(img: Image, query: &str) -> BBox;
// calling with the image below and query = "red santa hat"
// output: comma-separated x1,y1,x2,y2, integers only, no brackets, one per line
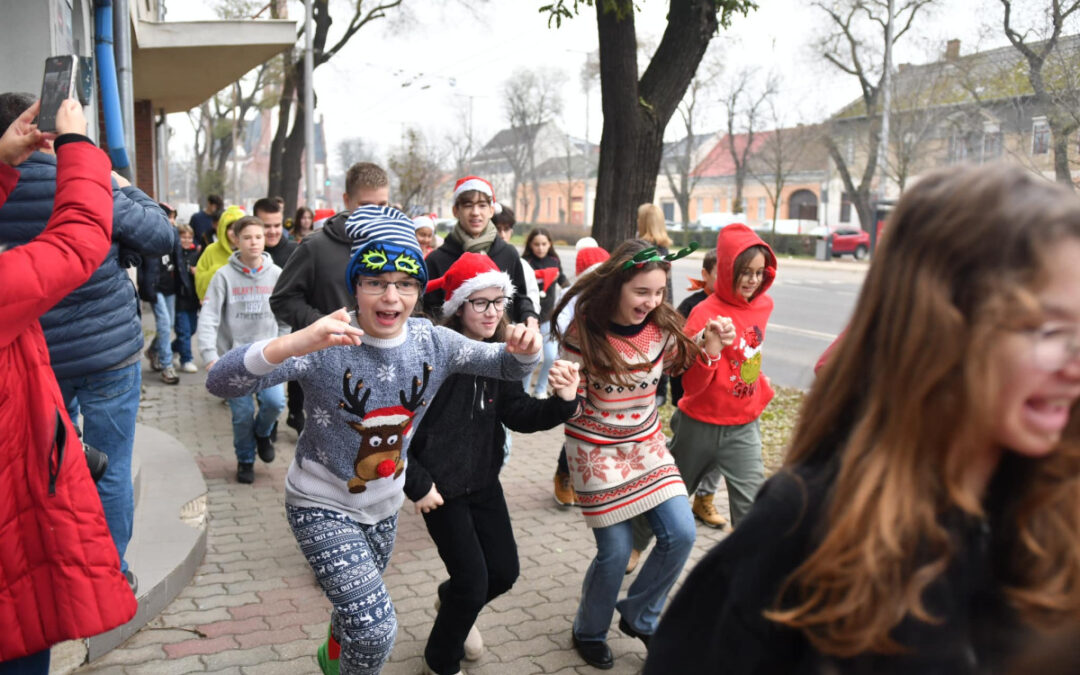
424,252,516,317
535,267,560,294
575,246,610,276
453,175,502,215
362,405,415,436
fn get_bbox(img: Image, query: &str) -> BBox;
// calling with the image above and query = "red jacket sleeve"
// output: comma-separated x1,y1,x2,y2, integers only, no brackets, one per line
0,163,17,208
0,141,113,348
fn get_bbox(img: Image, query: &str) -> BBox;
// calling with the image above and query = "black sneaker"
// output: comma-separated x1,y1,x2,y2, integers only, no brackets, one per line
145,346,163,372
618,617,651,647
237,462,255,484
256,436,275,463
124,569,138,595
287,412,305,434
572,634,614,670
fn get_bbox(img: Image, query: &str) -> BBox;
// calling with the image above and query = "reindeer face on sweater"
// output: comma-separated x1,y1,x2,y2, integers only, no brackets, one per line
339,365,432,494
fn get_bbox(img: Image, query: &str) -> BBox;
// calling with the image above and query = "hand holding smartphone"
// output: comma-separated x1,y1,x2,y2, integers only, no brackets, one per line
38,56,92,133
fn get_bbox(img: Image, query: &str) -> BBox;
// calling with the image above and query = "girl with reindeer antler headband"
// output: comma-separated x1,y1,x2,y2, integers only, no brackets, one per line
206,206,543,675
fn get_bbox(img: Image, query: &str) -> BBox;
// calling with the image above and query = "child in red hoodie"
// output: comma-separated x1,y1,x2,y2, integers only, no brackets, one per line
669,223,776,526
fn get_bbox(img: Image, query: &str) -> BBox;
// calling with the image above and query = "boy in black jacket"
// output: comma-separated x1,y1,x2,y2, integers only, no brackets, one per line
172,223,200,373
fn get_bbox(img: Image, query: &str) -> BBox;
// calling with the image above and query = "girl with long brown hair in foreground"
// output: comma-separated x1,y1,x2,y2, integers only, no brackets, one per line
644,163,1080,674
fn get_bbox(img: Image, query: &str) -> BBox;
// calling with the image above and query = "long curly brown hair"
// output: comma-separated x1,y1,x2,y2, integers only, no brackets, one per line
551,239,700,387
765,163,1080,656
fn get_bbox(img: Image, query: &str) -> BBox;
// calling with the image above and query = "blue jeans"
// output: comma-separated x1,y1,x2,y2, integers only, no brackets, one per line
0,649,49,674
151,292,175,366
58,361,142,573
171,309,197,364
228,384,286,463
573,496,696,641
522,322,559,395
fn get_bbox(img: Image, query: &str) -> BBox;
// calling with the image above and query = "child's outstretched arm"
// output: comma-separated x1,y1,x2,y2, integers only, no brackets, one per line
206,308,363,399
498,360,583,433
438,322,543,382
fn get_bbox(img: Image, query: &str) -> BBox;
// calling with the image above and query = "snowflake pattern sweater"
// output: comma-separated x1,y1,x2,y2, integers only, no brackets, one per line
206,318,539,524
561,320,687,528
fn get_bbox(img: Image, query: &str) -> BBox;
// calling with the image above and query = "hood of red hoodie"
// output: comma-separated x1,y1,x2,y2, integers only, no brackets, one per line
713,223,776,308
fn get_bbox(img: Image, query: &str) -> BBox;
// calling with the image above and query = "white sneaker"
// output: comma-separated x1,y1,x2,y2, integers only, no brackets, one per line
180,361,198,373
421,659,461,675
463,623,484,660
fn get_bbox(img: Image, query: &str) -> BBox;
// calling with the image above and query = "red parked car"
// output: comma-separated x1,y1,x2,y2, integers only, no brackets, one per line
830,227,870,260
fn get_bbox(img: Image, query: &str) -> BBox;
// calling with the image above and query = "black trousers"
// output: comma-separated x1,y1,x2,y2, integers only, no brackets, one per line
287,380,304,419
422,480,519,674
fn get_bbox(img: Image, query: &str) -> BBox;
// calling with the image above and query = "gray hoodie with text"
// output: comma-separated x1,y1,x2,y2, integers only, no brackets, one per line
198,251,289,364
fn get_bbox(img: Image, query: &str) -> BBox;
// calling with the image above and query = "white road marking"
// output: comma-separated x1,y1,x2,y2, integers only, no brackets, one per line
769,323,837,341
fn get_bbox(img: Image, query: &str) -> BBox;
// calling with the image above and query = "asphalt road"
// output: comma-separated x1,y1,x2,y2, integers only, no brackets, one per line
554,245,868,390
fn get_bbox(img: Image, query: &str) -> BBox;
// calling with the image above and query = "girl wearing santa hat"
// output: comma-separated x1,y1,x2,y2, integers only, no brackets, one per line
521,227,570,398
552,239,735,669
405,252,584,675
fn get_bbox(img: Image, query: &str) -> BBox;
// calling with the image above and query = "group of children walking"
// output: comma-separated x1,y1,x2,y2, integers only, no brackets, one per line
200,162,1080,675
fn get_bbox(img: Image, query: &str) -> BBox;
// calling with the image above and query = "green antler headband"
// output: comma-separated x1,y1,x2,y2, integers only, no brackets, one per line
621,241,700,270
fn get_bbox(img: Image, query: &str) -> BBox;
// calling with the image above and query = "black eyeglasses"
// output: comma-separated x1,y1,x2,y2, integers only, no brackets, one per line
358,278,422,296
466,297,510,313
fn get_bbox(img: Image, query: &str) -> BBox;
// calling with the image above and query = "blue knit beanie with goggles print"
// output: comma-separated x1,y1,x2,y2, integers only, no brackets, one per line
344,205,429,291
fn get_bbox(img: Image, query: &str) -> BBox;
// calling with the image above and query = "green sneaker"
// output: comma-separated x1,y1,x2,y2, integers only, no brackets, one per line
316,621,340,675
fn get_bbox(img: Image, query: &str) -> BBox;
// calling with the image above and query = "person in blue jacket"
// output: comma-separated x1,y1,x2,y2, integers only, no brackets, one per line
0,92,177,592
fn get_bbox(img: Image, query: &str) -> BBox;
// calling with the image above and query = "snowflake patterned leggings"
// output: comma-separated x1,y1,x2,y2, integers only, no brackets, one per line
286,505,398,674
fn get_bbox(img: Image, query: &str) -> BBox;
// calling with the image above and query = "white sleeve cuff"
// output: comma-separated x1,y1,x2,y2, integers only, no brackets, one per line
244,339,281,375
512,349,542,364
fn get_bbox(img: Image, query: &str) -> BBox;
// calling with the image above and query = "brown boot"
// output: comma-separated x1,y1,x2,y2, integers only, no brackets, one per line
692,493,728,529
625,548,641,575
553,470,576,507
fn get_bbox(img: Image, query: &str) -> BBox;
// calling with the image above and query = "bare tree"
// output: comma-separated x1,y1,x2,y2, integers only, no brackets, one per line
662,49,721,228
816,0,935,232
749,103,820,232
540,0,755,250
721,67,777,215
884,59,956,191
388,127,444,214
996,0,1080,188
501,66,564,222
445,106,477,179
337,137,376,171
267,0,408,216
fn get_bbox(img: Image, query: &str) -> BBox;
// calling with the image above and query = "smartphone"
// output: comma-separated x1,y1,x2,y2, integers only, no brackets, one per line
38,55,78,133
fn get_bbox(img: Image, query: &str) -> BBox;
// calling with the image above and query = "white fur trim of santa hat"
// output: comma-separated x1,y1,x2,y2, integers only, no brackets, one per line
453,176,502,215
425,252,517,318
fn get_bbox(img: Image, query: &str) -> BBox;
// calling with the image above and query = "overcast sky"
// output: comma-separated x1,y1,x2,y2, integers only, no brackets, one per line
164,0,1015,175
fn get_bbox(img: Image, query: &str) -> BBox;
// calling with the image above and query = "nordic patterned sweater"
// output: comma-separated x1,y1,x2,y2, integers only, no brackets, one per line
561,319,688,528
206,317,539,524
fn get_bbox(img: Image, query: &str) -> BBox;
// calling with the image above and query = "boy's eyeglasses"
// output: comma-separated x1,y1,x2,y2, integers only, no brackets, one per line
1025,323,1080,372
467,297,510,313
358,278,422,296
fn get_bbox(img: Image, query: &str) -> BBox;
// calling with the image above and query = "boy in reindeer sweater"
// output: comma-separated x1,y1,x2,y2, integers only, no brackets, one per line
206,206,541,675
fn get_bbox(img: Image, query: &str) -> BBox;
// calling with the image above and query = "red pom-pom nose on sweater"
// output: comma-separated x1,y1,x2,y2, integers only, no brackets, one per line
376,459,397,478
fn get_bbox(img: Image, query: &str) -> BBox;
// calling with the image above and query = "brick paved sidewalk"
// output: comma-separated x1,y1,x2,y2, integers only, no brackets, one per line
76,359,731,675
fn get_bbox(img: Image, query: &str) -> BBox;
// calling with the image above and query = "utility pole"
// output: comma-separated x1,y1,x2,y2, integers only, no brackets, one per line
303,0,316,207
877,0,894,204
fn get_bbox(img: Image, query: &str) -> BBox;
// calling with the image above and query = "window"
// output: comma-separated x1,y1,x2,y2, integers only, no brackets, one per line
757,197,767,220
982,123,1003,161
845,137,855,164
661,202,676,220
840,192,852,223
696,198,703,216
1033,117,1050,155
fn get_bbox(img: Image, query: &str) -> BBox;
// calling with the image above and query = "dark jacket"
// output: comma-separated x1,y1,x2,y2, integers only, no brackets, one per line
175,245,200,312
0,139,137,661
0,151,176,378
645,454,1023,675
270,211,355,331
521,253,568,322
189,209,216,248
404,373,579,502
424,235,538,324
266,236,298,270
670,289,708,406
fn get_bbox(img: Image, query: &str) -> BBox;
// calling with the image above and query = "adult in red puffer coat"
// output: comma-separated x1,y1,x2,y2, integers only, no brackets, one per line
0,100,137,673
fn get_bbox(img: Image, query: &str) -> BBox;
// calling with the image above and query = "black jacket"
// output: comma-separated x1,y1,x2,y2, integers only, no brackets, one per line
424,235,538,324
645,455,1024,675
404,373,579,502
269,212,354,331
521,253,569,322
266,237,298,270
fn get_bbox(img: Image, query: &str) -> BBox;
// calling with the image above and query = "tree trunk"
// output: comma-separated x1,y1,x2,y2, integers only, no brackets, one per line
591,0,717,251
268,64,297,200
1051,120,1077,189
733,167,745,213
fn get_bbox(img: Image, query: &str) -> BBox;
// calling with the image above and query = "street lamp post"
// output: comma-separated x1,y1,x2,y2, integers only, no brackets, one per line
303,0,316,208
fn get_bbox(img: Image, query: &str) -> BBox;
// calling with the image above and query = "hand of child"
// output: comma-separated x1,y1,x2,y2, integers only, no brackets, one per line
205,359,217,371
504,322,542,356
414,484,444,514
264,308,363,363
0,100,52,167
703,317,736,357
111,171,131,188
54,99,87,137
547,360,581,401
525,316,540,332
